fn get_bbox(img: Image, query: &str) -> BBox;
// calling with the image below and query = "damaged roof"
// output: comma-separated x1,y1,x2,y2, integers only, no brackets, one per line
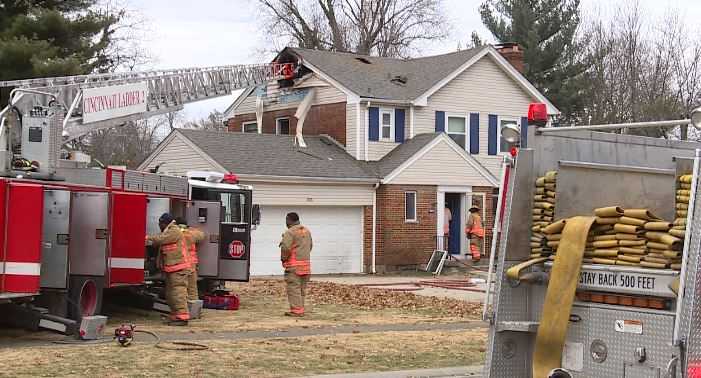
283,46,488,101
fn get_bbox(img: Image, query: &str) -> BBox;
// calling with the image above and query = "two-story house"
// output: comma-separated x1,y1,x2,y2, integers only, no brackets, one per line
139,44,558,275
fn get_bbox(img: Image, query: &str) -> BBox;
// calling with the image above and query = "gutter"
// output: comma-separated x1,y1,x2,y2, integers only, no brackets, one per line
359,97,414,106
235,174,379,184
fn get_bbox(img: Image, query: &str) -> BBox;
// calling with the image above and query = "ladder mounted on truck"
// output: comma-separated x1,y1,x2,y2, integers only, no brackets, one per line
0,62,296,140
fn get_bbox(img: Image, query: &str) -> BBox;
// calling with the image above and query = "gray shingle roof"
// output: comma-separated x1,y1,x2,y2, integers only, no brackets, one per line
177,129,377,181
287,46,487,101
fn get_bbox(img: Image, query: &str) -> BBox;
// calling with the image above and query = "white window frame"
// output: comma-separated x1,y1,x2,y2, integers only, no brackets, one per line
275,117,290,135
444,113,470,151
242,121,258,133
379,108,395,142
497,116,520,153
405,191,418,223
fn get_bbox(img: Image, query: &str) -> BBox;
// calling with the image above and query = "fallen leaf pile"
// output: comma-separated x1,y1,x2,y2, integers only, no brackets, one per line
231,279,482,318
308,281,482,318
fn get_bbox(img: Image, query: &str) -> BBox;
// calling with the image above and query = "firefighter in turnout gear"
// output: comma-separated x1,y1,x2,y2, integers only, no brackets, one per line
146,213,192,326
176,218,206,301
466,206,484,262
279,212,312,317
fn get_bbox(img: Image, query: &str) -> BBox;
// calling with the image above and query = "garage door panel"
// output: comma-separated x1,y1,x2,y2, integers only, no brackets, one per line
251,206,362,275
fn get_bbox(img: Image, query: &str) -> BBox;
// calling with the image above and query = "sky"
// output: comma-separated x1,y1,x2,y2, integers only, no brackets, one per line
132,0,701,122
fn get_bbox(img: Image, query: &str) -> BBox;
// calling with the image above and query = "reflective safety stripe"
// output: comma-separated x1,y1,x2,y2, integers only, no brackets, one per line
0,262,41,276
110,258,145,270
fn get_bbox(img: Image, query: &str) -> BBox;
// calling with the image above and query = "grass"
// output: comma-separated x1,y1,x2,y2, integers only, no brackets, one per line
0,330,487,378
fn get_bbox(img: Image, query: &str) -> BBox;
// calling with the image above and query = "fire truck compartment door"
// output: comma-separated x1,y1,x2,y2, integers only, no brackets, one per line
109,192,147,286
1,182,44,294
69,192,108,276
40,190,70,289
185,201,221,277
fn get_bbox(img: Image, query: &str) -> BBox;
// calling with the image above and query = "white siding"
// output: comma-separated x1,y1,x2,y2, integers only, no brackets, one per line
142,134,218,176
243,182,373,206
413,55,535,177
367,141,398,161
346,102,357,159
389,140,494,186
232,74,346,116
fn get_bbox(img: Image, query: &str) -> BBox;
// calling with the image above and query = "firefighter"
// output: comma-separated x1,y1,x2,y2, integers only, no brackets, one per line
146,213,192,326
466,206,484,262
279,212,312,317
175,218,206,301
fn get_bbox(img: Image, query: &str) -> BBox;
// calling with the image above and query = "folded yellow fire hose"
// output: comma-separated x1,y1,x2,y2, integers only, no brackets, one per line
532,216,596,378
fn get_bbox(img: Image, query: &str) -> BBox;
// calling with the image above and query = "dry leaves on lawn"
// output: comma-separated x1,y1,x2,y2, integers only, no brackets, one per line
231,279,481,318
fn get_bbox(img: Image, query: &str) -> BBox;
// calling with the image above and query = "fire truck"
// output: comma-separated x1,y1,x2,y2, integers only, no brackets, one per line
0,62,296,333
483,104,701,377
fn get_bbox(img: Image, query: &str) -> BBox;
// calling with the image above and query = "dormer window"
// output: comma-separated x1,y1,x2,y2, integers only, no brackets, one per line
380,108,394,141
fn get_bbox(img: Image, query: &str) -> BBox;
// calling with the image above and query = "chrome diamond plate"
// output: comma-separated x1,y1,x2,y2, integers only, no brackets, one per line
679,151,701,369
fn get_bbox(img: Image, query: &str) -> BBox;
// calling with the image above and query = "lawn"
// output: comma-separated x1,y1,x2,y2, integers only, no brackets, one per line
0,278,487,377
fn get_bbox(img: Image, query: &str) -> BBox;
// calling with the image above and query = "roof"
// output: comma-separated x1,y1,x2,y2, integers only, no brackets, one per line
176,129,377,181
285,46,487,101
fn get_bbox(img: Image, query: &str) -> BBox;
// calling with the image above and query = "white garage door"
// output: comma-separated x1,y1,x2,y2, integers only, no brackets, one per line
251,206,363,275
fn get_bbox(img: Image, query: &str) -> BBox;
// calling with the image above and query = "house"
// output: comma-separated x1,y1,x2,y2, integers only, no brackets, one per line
139,44,558,275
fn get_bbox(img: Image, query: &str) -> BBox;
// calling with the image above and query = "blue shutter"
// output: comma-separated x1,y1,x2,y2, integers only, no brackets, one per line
488,114,498,155
368,107,379,141
435,111,445,132
469,113,479,154
520,116,528,148
395,109,405,142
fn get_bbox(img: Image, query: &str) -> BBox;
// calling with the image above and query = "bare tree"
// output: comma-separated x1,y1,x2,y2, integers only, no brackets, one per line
183,110,227,131
257,0,448,58
580,2,701,139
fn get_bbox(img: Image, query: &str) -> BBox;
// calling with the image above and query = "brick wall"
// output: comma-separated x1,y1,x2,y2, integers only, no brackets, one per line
362,185,498,272
226,102,347,145
373,185,437,271
363,205,373,273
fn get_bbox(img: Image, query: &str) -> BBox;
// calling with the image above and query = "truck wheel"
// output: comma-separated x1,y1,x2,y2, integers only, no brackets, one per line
68,276,104,322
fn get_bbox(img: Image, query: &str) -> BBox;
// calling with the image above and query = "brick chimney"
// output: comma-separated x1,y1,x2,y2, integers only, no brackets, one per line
496,43,524,74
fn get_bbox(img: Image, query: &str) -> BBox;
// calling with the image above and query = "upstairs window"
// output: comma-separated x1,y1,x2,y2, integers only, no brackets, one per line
499,118,519,152
380,109,394,141
447,115,467,149
242,121,258,133
276,118,290,135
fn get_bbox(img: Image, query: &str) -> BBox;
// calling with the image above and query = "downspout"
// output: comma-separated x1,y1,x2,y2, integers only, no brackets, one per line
372,182,379,274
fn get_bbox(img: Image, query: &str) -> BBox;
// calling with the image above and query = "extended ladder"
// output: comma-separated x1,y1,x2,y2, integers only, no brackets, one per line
0,63,295,139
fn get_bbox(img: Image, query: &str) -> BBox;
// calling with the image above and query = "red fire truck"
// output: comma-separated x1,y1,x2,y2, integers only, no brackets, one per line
0,63,294,332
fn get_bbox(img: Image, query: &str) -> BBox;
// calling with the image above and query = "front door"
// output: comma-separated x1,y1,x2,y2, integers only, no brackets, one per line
445,193,461,255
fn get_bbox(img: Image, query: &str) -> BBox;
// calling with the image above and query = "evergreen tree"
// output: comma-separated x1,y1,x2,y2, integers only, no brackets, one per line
0,1,123,82
479,0,585,122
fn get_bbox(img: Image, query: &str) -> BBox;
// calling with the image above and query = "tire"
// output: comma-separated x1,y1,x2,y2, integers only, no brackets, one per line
67,275,104,322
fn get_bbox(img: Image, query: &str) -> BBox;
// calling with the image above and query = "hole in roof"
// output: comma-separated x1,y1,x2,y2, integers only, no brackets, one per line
390,75,407,85
356,57,372,64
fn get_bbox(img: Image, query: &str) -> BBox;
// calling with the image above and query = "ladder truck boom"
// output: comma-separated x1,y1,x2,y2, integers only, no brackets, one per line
0,62,295,141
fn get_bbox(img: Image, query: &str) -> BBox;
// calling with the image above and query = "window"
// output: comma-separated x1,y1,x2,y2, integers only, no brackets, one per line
405,191,417,222
499,118,519,152
276,118,290,135
446,115,467,149
242,122,258,133
380,109,394,141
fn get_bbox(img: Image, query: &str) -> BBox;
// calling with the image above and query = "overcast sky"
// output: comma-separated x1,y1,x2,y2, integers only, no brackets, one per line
133,0,701,122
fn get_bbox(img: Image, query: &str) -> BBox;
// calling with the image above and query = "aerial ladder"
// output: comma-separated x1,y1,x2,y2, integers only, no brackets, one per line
0,61,296,336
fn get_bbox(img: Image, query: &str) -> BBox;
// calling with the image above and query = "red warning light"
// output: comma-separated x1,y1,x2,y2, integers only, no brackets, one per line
510,147,518,157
